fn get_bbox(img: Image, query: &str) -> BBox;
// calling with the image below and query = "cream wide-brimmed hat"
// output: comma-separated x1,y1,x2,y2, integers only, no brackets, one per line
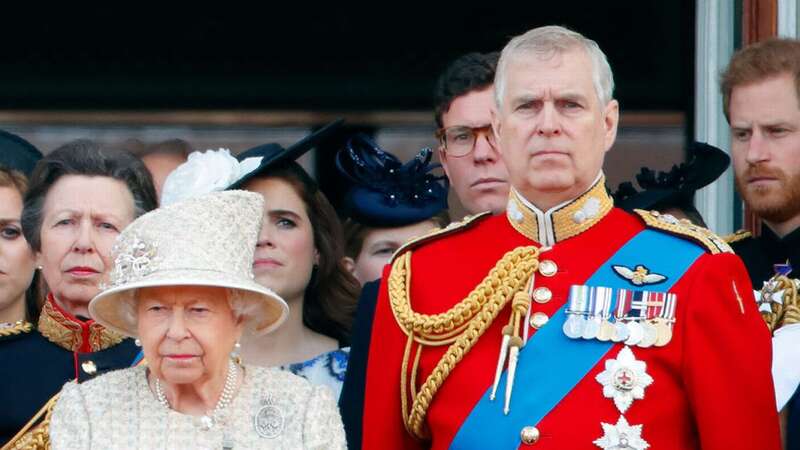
89,190,288,337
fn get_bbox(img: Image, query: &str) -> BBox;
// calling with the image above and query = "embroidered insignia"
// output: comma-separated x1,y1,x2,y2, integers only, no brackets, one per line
573,196,601,224
758,279,786,313
594,415,650,450
757,262,800,332
595,346,653,413
507,198,524,223
254,396,284,439
612,265,667,286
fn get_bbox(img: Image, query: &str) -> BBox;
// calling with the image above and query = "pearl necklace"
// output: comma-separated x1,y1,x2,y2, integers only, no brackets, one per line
155,359,239,431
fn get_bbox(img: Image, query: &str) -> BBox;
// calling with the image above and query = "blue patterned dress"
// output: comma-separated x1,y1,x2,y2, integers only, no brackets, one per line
281,347,350,400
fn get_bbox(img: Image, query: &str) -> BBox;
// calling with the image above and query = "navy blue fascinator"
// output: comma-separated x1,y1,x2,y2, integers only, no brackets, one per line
336,134,449,227
0,130,42,176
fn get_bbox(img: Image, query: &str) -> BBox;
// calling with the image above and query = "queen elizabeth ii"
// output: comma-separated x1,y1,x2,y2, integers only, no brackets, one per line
48,190,346,449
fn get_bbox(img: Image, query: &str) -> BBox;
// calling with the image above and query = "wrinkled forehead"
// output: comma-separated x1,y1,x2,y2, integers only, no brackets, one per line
503,46,596,96
43,175,135,217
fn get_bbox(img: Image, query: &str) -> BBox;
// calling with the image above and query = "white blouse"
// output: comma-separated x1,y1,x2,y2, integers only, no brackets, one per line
50,364,346,449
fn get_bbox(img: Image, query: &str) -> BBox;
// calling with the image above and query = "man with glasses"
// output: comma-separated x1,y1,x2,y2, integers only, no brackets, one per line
338,52,507,450
434,52,509,216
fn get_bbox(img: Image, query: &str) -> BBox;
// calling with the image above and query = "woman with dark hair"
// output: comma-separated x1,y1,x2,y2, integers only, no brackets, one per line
0,168,39,327
161,121,360,399
0,130,42,329
1,139,157,448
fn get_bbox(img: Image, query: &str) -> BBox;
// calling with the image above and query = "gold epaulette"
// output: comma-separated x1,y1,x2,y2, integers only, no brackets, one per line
0,321,33,338
391,212,492,262
2,394,58,450
633,209,733,254
723,229,753,244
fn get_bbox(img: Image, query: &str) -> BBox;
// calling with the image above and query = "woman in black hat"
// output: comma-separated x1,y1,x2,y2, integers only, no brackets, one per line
612,142,731,227
337,134,450,285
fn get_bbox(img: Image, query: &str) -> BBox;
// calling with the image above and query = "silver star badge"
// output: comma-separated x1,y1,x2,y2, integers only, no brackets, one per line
594,415,650,450
596,346,653,413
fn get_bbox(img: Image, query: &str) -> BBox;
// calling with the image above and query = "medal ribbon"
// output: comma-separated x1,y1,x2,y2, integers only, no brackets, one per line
448,229,703,450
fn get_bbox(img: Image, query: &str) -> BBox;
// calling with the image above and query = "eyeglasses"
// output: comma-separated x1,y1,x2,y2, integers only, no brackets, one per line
436,124,496,157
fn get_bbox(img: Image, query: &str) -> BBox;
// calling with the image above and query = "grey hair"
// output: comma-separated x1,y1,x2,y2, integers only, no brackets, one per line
21,139,158,252
494,25,615,108
121,287,264,334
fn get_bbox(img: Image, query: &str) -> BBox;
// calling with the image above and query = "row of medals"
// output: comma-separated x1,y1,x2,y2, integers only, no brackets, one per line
563,316,673,348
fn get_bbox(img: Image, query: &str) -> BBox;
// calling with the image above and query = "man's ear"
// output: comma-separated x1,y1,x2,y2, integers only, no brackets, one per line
438,146,453,180
602,99,620,153
491,108,503,157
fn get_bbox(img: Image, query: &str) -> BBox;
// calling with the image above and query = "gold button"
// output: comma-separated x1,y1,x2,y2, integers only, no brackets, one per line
520,426,540,444
81,360,97,375
532,287,552,304
530,312,549,329
539,260,557,277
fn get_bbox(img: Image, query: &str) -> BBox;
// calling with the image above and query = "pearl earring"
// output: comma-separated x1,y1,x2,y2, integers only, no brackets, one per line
134,338,141,347
231,341,242,364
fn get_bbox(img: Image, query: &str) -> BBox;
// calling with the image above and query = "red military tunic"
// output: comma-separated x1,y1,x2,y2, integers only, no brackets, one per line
362,180,780,450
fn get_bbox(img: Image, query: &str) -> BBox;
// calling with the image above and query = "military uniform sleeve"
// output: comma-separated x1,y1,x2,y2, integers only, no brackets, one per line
49,381,90,450
362,270,424,450
303,384,346,450
681,253,781,450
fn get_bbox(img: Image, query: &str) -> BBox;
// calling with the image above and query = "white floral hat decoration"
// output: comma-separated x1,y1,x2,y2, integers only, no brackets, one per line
89,190,289,337
159,119,343,206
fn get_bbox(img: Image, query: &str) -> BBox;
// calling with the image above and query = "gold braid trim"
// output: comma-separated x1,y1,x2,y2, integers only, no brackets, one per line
723,229,752,244
2,394,58,450
0,321,33,337
389,246,540,439
634,209,733,254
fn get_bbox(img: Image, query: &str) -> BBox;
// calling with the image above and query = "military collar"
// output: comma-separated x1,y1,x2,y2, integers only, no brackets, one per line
38,294,124,352
505,173,614,247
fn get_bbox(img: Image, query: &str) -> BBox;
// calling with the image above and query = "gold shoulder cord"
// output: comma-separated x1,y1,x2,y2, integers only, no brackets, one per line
2,394,59,450
389,246,540,439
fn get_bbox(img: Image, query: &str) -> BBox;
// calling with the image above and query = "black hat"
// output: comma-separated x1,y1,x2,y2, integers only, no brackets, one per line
336,133,448,227
613,142,730,211
228,119,344,190
0,130,42,176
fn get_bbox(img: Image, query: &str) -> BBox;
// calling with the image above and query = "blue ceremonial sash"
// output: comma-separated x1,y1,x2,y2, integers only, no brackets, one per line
448,229,704,449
